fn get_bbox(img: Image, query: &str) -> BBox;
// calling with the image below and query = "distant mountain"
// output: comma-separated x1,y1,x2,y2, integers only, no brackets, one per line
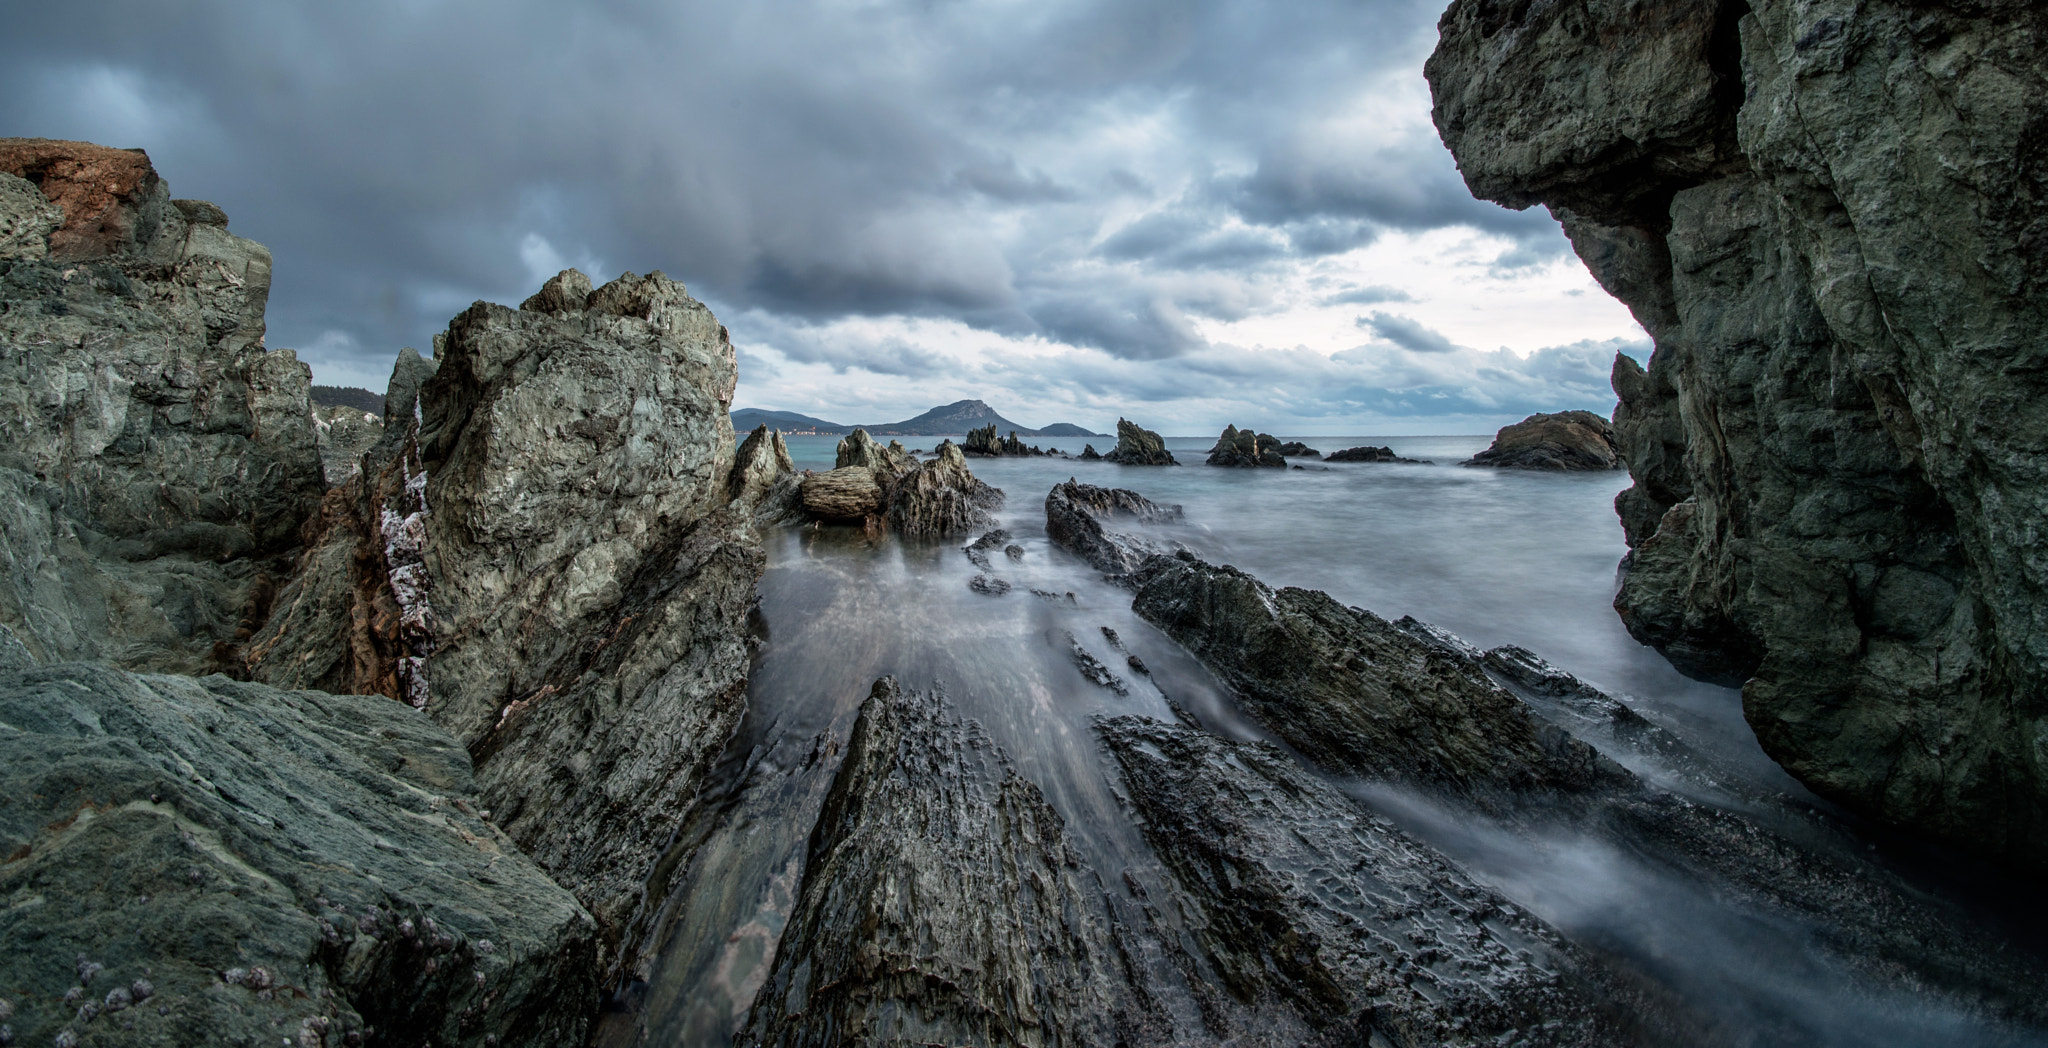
730,408,852,434
1035,422,1103,437
312,385,384,415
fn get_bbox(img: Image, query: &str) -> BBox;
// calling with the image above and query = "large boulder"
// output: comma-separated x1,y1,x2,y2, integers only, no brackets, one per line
1043,479,1182,575
1463,411,1623,471
1100,418,1176,465
1428,0,2048,867
0,662,596,1048
799,466,884,521
1204,424,1285,468
0,141,324,675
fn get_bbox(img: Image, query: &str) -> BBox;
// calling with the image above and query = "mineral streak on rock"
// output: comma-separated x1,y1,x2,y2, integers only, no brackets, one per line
0,662,597,1048
1427,0,2048,866
1205,425,1287,468
1101,418,1177,465
1463,411,1624,472
737,678,1156,1048
1044,480,1184,576
0,140,325,674
1128,552,1630,805
1096,715,1645,1047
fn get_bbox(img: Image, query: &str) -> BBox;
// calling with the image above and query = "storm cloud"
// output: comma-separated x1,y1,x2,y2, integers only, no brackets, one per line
0,0,1642,430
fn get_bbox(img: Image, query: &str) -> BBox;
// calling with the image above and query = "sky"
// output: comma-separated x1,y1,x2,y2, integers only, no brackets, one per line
0,0,1647,436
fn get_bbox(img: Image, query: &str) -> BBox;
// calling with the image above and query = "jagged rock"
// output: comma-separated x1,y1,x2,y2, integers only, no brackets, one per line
1044,479,1183,575
1080,443,1102,460
1205,425,1286,468
1101,418,1177,465
0,662,597,1048
886,441,1002,538
729,424,801,524
245,268,764,983
1275,441,1320,458
1463,411,1623,471
833,427,912,474
0,170,60,260
0,144,324,674
964,423,1046,457
1428,0,2048,866
1063,631,1128,695
962,528,1011,570
518,267,593,313
1097,716,1646,1046
799,467,883,522
1325,445,1425,464
967,573,1012,596
1128,552,1629,805
312,403,385,485
737,679,1149,1047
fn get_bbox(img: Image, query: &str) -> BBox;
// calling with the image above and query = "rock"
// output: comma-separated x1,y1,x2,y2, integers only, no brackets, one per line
311,403,386,486
885,441,1002,538
0,662,597,1048
0,144,324,675
1063,631,1128,694
1463,411,1623,471
0,171,60,260
967,573,1012,596
1205,425,1286,468
729,424,801,524
832,427,912,474
964,423,1047,457
1079,443,1102,460
1128,552,1629,805
1100,418,1177,465
1275,441,1320,458
1097,716,1648,1045
518,267,593,313
1324,445,1425,464
1043,479,1184,575
1428,0,2048,866
961,528,1011,570
799,467,883,521
245,268,764,984
736,679,1150,1047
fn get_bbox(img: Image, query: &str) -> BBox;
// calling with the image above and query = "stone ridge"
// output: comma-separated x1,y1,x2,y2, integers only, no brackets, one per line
1428,0,2048,868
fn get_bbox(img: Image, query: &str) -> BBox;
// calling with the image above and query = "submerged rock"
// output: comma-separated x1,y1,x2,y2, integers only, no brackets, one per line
1101,418,1177,465
1428,0,2048,866
961,528,1011,570
737,679,1150,1047
1325,445,1425,464
1044,479,1184,575
1463,412,1623,472
0,662,596,1048
1205,425,1286,468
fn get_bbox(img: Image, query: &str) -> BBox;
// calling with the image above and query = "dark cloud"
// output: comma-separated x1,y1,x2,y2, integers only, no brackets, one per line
1322,284,1414,305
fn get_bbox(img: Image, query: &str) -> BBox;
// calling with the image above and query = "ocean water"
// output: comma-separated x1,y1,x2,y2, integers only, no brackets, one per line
596,434,2048,1048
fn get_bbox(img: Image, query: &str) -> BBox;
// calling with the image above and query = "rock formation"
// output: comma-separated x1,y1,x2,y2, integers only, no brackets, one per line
1101,418,1177,465
1079,443,1101,460
312,403,386,485
1428,0,2048,866
0,660,597,1048
1463,411,1623,472
799,466,883,521
963,423,1047,457
1043,479,1183,575
1275,441,1320,458
0,139,326,675
729,423,802,524
1205,425,1286,468
1325,445,1426,464
798,429,1002,536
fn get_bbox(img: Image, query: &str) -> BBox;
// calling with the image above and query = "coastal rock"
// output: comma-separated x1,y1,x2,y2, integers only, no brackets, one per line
1275,441,1320,458
737,679,1148,1047
1205,425,1286,468
833,427,912,474
1325,445,1425,464
799,467,883,521
0,143,324,675
1101,418,1177,465
1044,479,1183,575
1429,0,2048,865
518,267,593,314
245,268,765,982
0,662,596,1048
886,441,1002,538
312,403,385,485
1463,411,1623,472
1128,552,1628,805
963,423,1045,457
729,424,801,523
1080,443,1102,460
961,528,1011,570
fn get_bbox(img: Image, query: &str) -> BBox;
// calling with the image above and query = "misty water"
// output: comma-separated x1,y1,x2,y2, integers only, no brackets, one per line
598,434,2048,1048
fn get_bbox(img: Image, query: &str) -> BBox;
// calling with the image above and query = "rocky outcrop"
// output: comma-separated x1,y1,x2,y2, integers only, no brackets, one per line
0,661,596,1048
0,141,325,675
963,424,1048,457
1463,411,1623,471
798,467,882,521
1325,445,1426,464
832,427,912,474
800,430,1002,537
1275,441,1320,458
313,403,386,485
244,267,767,983
729,423,801,524
1044,480,1183,575
737,678,1152,1047
1129,552,1629,806
1079,443,1101,460
1428,0,2048,866
1101,418,1176,465
1205,425,1285,468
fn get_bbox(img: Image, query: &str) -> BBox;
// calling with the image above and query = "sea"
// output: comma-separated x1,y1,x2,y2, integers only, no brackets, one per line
595,433,2048,1048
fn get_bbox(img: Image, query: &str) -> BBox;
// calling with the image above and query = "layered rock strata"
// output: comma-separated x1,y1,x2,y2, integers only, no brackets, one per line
0,141,325,674
1204,425,1285,468
1101,418,1177,465
1462,411,1623,472
1428,0,2048,866
0,661,596,1048
1044,480,1185,575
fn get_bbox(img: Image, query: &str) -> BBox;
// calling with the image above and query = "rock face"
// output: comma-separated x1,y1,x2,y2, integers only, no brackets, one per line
1043,479,1184,575
738,678,1146,1047
1205,425,1286,468
1101,418,1177,465
1129,552,1628,806
0,141,325,675
798,466,883,521
0,661,596,1048
1463,411,1623,472
730,424,802,524
1325,445,1425,464
312,403,386,485
244,267,768,983
1428,0,2048,866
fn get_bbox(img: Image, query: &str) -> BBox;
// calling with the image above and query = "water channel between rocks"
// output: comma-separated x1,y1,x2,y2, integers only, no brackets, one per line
596,434,2048,1048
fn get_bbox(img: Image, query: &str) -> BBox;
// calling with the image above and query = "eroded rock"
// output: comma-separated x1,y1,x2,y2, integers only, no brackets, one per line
1044,479,1184,575
1101,418,1177,465
1463,411,1623,472
1205,425,1286,468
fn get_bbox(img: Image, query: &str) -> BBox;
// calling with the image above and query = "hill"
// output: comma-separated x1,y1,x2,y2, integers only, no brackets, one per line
732,400,1103,438
311,385,384,415
730,408,853,434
